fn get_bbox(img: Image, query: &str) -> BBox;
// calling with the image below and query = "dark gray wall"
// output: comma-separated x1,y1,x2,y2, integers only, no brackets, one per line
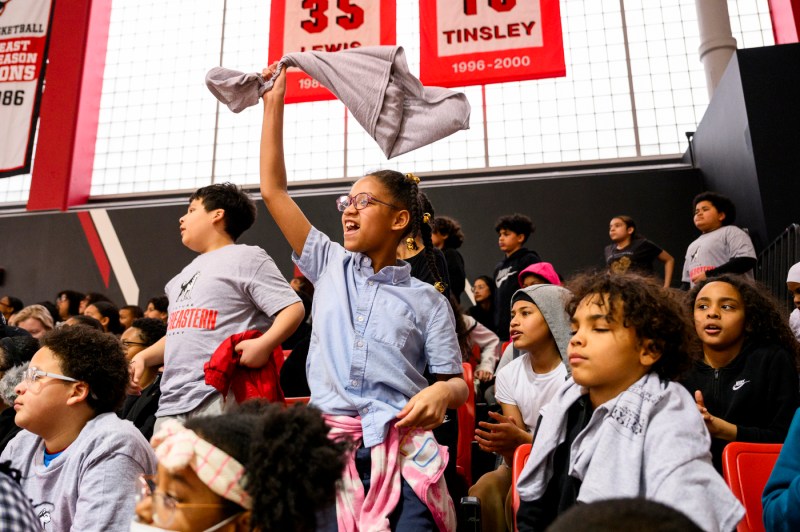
691,43,800,251
0,165,703,308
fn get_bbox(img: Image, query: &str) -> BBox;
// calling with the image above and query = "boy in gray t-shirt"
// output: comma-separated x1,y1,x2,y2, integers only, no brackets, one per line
682,191,756,288
130,183,303,425
1,326,157,531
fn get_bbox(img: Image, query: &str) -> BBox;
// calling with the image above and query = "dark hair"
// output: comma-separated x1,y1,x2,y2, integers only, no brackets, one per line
120,305,144,320
36,301,60,326
185,402,348,532
41,326,128,413
689,275,800,366
292,275,315,301
130,318,167,346
87,301,124,335
473,275,496,298
448,295,471,360
432,216,465,249
369,171,446,292
66,315,104,331
566,272,694,381
611,215,641,240
494,213,535,243
693,191,736,226
189,182,256,241
56,290,85,317
83,292,112,307
147,295,169,314
0,336,40,371
1,296,24,314
548,498,703,532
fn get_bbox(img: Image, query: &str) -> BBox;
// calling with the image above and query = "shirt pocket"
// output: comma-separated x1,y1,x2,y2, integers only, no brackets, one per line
367,307,415,348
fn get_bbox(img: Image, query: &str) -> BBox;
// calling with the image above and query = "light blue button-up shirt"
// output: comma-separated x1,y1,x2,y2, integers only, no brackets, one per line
293,227,462,447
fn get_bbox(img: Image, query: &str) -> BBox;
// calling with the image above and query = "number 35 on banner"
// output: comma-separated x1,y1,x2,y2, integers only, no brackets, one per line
419,0,565,88
268,1,396,103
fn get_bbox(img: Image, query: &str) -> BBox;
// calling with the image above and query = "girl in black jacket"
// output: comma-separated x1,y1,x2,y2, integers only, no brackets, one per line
681,274,800,472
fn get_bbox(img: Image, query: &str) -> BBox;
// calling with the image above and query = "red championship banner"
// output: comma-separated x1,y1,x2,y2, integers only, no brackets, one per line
268,0,396,103
0,0,54,178
419,0,565,88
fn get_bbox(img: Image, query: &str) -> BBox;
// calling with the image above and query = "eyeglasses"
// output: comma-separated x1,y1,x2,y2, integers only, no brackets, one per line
335,192,399,212
22,366,79,393
122,340,149,348
137,475,228,528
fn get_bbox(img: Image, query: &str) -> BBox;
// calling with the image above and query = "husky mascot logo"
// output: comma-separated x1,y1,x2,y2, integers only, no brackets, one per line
0,0,13,16
176,271,200,303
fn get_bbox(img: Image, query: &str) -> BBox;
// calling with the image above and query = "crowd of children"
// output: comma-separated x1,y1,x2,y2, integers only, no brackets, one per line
0,66,798,531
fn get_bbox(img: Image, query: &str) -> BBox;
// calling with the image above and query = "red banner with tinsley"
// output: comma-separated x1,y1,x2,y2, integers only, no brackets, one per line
419,0,565,88
268,0,396,103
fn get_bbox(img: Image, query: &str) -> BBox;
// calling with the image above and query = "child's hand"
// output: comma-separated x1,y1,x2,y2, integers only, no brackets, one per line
475,369,493,382
127,356,144,395
694,390,738,441
395,382,451,430
236,339,272,368
474,411,530,461
262,62,286,99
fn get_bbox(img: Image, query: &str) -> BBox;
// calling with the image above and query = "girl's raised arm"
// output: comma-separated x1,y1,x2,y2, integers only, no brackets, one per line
260,65,312,256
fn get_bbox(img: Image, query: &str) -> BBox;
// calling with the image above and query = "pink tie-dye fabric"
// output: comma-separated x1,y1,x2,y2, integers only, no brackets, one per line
324,415,456,532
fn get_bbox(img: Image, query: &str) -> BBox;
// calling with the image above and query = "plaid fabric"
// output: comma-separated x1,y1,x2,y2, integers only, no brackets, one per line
0,471,41,531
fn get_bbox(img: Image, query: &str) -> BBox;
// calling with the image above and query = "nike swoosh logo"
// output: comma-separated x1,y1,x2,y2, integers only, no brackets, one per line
732,380,749,391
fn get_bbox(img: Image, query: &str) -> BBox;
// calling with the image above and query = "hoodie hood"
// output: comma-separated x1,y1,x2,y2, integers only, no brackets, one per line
518,262,561,286
511,284,573,370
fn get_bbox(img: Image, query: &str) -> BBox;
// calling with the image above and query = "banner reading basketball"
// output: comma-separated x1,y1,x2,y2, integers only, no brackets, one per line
419,0,565,88
268,1,396,103
0,0,54,178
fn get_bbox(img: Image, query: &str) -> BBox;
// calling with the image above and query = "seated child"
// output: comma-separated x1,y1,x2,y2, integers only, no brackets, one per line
119,304,144,331
787,262,800,341
516,272,743,532
130,183,304,430
120,318,168,440
469,284,571,532
468,275,498,334
144,295,169,322
518,262,561,287
682,192,756,288
0,326,156,530
762,407,800,532
132,402,347,531
681,274,800,471
260,64,467,529
432,215,467,301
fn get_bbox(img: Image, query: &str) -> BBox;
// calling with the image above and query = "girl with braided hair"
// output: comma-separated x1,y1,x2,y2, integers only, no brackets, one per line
396,191,451,298
258,64,467,530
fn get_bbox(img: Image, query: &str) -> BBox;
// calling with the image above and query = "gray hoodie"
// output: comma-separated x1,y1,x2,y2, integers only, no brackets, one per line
511,284,572,372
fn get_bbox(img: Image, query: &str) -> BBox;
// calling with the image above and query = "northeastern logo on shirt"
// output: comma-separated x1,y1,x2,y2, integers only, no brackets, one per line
168,307,218,331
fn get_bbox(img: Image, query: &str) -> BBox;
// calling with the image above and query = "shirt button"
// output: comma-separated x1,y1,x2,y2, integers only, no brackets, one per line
368,281,374,286
357,315,364,322
362,408,369,415
351,379,358,387
357,341,364,347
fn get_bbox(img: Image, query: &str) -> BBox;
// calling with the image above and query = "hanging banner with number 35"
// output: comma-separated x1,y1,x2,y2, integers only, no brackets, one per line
419,0,565,88
268,0,396,103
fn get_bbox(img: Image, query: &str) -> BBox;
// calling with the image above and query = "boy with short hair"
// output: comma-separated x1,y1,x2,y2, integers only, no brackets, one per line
516,273,743,532
144,295,169,321
493,213,541,341
682,191,756,288
1,326,156,530
131,183,303,429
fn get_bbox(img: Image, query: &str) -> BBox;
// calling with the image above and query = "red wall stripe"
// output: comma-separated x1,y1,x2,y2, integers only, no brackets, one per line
77,211,111,287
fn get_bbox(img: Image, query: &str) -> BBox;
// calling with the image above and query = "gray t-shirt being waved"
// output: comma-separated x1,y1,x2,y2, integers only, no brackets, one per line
159,244,300,417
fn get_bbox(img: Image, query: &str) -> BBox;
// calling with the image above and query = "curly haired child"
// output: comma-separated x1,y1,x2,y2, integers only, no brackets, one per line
516,273,743,532
681,274,800,471
258,63,467,530
132,402,348,531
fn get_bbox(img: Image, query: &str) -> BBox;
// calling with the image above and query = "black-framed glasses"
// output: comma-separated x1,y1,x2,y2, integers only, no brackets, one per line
122,340,149,348
336,192,399,212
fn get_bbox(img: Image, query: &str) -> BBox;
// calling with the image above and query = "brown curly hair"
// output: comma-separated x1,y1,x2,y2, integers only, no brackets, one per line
688,275,800,366
566,271,695,381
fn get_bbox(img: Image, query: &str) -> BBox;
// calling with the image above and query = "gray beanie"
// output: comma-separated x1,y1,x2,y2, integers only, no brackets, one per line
511,284,573,368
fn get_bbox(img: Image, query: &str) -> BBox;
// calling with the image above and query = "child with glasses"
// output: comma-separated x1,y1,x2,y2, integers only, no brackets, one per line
260,64,467,530
0,326,156,531
129,183,304,431
132,402,347,531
